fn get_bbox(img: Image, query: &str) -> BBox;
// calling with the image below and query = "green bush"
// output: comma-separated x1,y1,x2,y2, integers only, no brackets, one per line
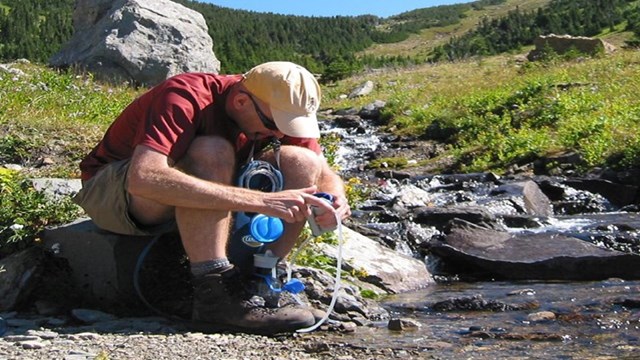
0,168,81,257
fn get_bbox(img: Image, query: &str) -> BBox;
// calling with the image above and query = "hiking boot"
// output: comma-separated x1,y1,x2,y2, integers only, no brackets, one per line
191,266,315,334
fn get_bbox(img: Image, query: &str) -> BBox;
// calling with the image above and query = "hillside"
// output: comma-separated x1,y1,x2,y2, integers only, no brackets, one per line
1,0,638,77
362,0,551,58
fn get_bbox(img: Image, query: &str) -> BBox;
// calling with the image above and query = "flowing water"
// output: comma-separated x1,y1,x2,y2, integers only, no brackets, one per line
325,124,640,358
314,279,640,358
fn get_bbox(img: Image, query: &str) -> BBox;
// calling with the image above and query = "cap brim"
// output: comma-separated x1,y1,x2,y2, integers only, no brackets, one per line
271,107,320,138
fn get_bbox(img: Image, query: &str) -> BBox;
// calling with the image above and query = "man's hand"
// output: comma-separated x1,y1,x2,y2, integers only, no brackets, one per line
262,186,336,223
310,193,351,231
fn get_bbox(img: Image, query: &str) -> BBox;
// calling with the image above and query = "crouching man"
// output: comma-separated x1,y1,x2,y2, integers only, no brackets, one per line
73,62,351,334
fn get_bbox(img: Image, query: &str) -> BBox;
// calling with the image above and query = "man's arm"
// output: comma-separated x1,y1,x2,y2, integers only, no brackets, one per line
126,145,333,224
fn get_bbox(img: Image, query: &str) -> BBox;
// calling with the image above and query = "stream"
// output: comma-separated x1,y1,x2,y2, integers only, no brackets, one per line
318,118,640,358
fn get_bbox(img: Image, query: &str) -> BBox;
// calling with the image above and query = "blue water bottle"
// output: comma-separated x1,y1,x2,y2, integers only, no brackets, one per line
228,212,284,271
246,214,284,246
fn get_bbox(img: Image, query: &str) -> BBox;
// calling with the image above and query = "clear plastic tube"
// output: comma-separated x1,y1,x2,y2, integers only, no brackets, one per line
290,211,343,333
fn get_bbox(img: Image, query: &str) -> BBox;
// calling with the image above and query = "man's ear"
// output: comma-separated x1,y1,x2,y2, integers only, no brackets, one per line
231,90,249,111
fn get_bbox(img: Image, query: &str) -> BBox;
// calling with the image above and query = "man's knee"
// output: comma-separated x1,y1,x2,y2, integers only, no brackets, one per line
277,146,323,187
178,136,236,182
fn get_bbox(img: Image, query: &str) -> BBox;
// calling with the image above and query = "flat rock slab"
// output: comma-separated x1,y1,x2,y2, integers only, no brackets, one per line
431,220,640,280
320,227,434,293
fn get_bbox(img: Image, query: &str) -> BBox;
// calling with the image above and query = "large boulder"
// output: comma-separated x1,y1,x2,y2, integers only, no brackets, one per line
319,227,434,293
527,34,616,61
50,0,220,86
430,219,640,280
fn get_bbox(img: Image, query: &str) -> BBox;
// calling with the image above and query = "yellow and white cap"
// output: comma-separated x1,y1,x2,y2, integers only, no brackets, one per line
242,61,321,138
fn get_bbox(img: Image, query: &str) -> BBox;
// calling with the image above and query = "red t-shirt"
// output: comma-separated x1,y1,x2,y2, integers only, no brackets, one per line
79,73,321,181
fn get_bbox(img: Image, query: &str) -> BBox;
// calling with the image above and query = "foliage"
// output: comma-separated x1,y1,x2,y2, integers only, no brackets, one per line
430,0,635,62
0,0,74,62
1,0,546,80
0,62,140,178
360,289,379,300
368,157,409,170
323,47,640,175
0,168,81,257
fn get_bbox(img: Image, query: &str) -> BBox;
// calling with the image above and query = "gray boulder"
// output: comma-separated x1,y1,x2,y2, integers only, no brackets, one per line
431,219,640,280
319,227,434,293
50,0,220,86
527,34,616,61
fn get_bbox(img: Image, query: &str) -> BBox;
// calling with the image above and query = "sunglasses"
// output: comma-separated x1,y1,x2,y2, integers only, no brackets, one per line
240,91,278,131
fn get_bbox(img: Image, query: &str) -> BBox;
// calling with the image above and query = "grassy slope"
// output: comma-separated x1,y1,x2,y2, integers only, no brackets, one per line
361,0,552,59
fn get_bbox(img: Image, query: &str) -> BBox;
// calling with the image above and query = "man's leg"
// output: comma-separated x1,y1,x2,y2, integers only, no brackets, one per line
128,136,234,262
261,145,324,258
130,136,314,334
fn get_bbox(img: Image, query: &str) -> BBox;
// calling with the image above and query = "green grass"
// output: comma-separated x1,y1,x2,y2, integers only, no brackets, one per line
324,49,640,173
0,63,141,178
361,0,552,59
2,45,640,256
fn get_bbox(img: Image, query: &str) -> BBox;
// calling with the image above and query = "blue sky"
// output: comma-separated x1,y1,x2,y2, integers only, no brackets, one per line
201,1,475,18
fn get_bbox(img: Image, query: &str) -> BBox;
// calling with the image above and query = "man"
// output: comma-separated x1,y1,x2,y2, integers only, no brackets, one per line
73,61,351,334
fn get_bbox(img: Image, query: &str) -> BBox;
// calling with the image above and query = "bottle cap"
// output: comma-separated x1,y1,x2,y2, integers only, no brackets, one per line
250,214,284,243
313,192,334,202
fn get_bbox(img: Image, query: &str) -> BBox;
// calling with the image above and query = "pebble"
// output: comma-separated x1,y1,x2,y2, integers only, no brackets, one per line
71,309,117,324
527,311,557,322
21,340,47,349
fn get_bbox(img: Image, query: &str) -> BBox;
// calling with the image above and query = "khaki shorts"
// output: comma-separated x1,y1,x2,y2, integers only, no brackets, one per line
73,159,176,236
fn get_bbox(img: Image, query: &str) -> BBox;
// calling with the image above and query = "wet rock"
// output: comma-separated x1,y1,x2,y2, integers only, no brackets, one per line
358,100,386,121
387,318,421,331
564,178,638,208
430,294,536,312
527,311,556,322
614,297,640,308
492,180,552,216
412,205,500,230
507,289,536,296
431,219,640,280
333,114,364,130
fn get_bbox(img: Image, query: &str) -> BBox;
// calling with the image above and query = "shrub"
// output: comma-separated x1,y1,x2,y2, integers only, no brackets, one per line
0,169,81,257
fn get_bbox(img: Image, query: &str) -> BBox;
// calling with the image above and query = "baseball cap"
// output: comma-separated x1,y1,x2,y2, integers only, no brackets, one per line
242,61,321,138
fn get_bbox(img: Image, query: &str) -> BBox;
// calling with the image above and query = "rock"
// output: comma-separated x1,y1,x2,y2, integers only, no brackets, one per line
318,227,434,293
348,80,374,98
387,318,421,331
31,178,82,199
431,219,640,280
492,180,553,217
42,218,162,310
412,205,500,230
527,311,556,322
358,100,386,121
430,294,536,312
50,0,220,86
0,247,44,312
389,184,432,213
563,178,638,208
71,309,118,324
527,34,616,61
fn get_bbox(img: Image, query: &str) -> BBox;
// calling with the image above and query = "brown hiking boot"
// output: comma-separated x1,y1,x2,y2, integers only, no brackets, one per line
191,266,315,334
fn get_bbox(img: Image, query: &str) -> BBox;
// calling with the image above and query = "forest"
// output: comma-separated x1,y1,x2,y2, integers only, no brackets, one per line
0,0,638,79
430,0,640,61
